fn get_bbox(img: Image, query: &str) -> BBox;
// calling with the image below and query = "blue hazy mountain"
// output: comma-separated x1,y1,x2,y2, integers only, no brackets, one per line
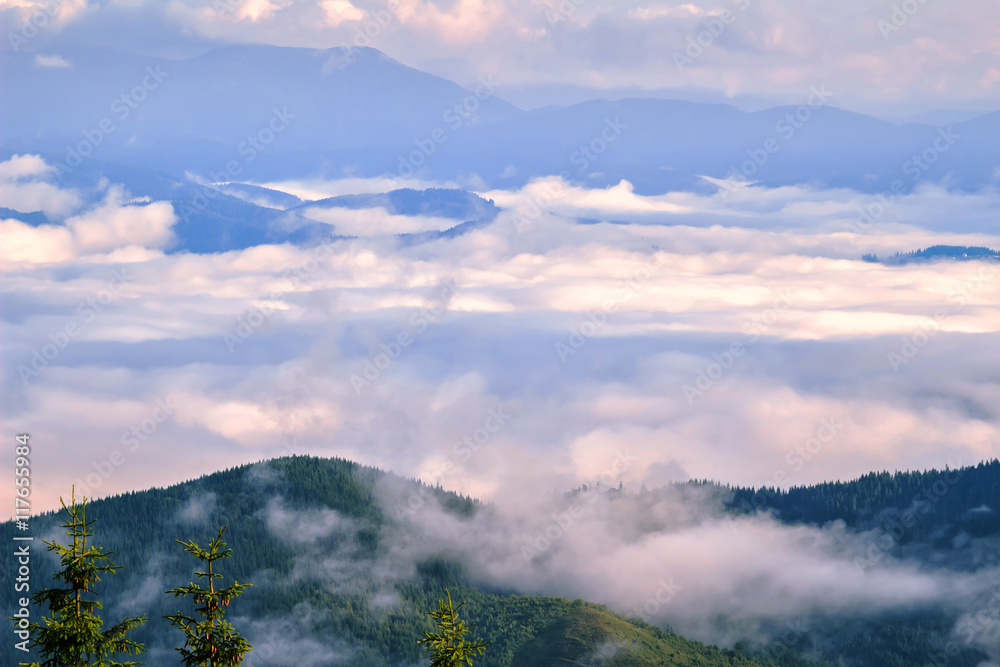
0,44,520,179
2,45,996,195
0,147,501,253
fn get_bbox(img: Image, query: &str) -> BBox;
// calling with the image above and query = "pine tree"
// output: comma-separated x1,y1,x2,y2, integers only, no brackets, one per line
417,589,491,667
15,488,147,667
165,526,253,667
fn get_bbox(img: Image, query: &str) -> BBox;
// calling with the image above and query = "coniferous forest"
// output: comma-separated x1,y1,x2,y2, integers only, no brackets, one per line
4,456,998,666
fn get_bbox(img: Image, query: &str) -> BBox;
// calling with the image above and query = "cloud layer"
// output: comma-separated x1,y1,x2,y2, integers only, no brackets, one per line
2,156,998,519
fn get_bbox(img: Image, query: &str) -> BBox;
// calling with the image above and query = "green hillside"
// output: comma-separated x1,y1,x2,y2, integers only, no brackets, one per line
511,603,771,666
5,455,995,666
1,456,785,667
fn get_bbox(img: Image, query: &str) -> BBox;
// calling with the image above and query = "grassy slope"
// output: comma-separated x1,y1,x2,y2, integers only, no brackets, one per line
513,602,772,666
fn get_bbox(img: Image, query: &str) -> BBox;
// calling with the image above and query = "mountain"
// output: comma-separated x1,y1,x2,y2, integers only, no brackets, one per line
0,456,788,667
0,45,521,180
3,45,997,194
0,147,500,252
4,456,997,666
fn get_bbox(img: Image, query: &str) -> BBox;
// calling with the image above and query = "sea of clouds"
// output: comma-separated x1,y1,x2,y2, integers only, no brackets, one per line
5,151,1000,659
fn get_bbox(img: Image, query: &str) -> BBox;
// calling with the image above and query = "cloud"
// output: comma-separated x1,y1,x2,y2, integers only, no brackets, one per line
2,176,998,529
320,0,363,25
2,175,998,662
176,491,218,525
300,205,465,236
0,156,178,265
0,153,54,180
248,473,1000,652
34,53,72,67
0,154,81,218
627,3,717,21
262,496,353,543
243,602,358,666
0,218,77,263
64,185,177,252
1,0,90,34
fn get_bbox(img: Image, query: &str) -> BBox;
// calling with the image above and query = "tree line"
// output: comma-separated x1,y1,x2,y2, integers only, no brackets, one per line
12,488,489,667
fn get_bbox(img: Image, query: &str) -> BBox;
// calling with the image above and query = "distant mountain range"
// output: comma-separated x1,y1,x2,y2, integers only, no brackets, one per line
2,45,997,194
0,146,501,252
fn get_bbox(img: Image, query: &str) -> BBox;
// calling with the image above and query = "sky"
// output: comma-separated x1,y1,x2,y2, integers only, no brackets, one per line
1,0,999,115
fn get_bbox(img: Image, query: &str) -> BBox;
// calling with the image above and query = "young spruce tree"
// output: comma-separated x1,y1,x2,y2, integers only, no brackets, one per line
417,589,491,667
17,488,147,667
165,526,252,667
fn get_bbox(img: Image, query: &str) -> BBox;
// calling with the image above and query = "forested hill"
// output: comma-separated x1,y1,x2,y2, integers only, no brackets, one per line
862,245,1000,264
1,456,785,667
725,459,1000,539
4,456,997,666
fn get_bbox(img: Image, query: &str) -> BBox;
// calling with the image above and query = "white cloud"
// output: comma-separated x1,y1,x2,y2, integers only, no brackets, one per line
321,0,363,25
65,185,177,252
0,154,81,218
34,54,72,68
0,156,176,265
0,154,54,180
301,205,461,236
1,177,998,522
